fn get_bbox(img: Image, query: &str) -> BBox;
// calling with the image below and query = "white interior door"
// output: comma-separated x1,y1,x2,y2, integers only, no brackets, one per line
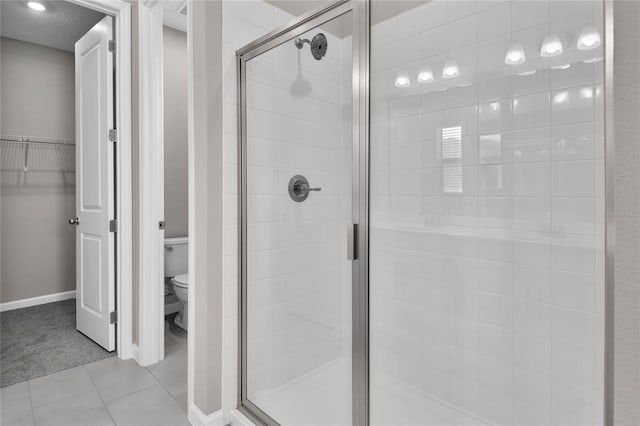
74,16,115,351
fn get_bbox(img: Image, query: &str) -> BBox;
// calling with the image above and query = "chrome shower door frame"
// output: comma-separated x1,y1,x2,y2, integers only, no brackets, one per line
237,0,615,425
236,1,370,425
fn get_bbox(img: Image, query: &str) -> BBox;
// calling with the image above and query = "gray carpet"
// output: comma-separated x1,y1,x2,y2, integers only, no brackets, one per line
0,299,115,387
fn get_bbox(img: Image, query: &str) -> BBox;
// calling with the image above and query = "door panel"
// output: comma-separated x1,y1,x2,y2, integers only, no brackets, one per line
75,15,115,351
368,1,606,425
80,43,103,210
242,10,354,426
80,234,102,314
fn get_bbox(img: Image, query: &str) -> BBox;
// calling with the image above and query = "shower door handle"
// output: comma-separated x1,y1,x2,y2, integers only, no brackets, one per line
348,224,358,260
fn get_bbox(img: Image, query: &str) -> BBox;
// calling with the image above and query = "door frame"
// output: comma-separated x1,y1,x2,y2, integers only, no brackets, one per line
235,1,370,424
135,0,167,367
603,1,616,424
66,0,133,360
134,0,189,368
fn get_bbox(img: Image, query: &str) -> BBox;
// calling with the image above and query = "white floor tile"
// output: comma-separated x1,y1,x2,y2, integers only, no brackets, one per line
32,388,113,426
85,358,158,402
28,366,94,408
1,395,34,426
0,382,30,403
147,348,187,397
105,385,189,426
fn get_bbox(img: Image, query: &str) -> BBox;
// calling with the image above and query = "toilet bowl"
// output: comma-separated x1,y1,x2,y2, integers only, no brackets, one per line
171,273,188,331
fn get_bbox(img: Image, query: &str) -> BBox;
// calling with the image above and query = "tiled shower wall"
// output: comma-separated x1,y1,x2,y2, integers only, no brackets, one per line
244,25,353,397
221,2,286,414
221,0,353,416
369,1,605,425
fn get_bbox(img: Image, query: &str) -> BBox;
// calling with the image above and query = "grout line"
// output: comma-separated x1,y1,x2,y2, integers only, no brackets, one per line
144,361,188,414
24,381,36,426
96,380,160,408
83,365,118,426
155,326,189,414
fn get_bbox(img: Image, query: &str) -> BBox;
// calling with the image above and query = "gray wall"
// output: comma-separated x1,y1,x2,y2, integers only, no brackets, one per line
613,2,640,424
0,37,76,303
130,0,139,346
163,26,188,239
191,0,223,414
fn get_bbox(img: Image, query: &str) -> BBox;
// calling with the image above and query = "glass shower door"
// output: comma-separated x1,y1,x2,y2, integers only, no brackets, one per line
240,8,354,426
369,1,606,425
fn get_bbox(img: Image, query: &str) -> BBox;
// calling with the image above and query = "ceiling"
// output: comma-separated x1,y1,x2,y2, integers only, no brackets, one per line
0,0,421,51
1,1,105,52
161,1,187,33
266,0,351,38
265,0,423,38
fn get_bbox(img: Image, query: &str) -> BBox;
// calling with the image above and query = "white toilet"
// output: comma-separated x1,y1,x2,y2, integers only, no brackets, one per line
164,237,189,331
171,273,188,330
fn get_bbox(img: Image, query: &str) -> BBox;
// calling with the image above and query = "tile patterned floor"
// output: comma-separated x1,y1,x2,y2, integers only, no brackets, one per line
1,320,188,426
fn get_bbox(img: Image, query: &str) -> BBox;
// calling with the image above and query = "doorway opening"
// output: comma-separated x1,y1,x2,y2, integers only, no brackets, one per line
0,0,132,386
160,7,189,392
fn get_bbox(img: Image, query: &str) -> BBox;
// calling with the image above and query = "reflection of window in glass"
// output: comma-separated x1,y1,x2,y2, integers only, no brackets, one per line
441,126,462,159
443,165,463,193
441,126,463,193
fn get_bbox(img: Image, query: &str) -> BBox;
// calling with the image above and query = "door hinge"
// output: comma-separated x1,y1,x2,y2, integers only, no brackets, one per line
109,219,118,233
108,40,116,52
109,129,117,142
110,311,118,324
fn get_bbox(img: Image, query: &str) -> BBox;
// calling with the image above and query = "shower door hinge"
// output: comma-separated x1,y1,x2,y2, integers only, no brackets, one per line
110,311,118,324
108,40,116,52
109,219,118,233
108,129,118,142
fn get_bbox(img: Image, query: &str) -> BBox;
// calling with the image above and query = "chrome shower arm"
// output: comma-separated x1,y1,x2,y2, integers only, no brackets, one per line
295,37,311,49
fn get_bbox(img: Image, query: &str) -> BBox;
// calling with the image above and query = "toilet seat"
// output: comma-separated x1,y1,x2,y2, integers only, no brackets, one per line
172,273,188,288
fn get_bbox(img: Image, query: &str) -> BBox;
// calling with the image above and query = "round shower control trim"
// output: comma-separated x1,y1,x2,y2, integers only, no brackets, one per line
288,175,321,202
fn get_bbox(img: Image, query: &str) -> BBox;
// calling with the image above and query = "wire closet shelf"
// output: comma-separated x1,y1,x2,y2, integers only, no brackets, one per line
0,135,75,173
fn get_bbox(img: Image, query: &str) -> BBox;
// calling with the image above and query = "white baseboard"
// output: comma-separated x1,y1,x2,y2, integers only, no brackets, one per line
188,404,223,426
132,343,140,364
226,409,255,426
0,290,76,312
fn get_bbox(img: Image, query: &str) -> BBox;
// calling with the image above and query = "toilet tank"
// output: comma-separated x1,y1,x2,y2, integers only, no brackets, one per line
165,237,188,277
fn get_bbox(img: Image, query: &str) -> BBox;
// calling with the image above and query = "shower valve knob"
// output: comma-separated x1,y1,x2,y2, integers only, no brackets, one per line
288,175,321,202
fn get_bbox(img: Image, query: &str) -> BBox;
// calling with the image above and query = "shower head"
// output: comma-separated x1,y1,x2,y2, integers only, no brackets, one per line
295,33,327,60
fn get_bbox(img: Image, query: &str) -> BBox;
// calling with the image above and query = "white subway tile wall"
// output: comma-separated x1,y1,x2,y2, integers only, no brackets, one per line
370,1,604,425
245,19,354,422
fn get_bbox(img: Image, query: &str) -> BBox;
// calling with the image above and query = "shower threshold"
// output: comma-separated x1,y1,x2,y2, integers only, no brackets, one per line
248,357,491,426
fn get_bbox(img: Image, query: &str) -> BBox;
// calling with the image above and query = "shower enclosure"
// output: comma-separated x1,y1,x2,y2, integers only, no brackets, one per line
237,0,609,425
